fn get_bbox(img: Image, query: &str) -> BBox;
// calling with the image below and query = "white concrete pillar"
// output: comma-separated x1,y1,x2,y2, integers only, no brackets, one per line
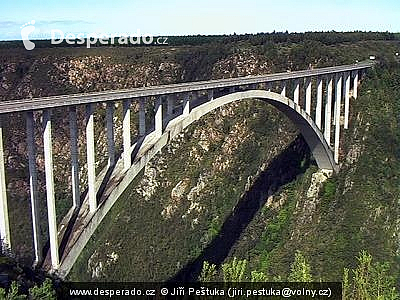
344,72,351,129
334,74,342,164
139,98,146,136
305,77,312,115
85,104,96,213
324,77,333,145
182,94,190,117
353,71,358,99
26,111,41,264
69,106,80,209
316,77,323,130
167,95,174,116
122,99,131,171
0,117,10,250
208,90,214,101
294,79,300,105
281,81,286,97
42,109,59,270
155,96,163,138
106,102,115,167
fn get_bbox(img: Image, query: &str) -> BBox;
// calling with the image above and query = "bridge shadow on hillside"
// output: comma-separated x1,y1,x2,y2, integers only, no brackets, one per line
168,135,311,282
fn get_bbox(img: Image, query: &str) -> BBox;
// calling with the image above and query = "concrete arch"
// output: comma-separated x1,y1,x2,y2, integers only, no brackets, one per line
58,89,338,277
168,89,338,172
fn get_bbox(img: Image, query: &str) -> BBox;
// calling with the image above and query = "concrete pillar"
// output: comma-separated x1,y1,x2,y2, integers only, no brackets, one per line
155,96,163,138
294,79,299,105
324,77,333,145
167,95,174,116
334,74,342,164
106,102,115,167
353,70,358,99
305,77,312,115
42,109,59,270
182,93,190,117
26,111,41,264
122,99,131,171
139,98,146,136
208,90,214,101
281,81,286,97
344,72,351,129
69,107,80,209
85,104,96,213
316,77,323,130
0,117,10,250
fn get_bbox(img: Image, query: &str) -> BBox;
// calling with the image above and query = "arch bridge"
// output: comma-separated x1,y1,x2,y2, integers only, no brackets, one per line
0,61,374,277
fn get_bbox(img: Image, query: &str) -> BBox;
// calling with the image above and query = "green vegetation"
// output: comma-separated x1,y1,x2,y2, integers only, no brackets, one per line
199,251,400,300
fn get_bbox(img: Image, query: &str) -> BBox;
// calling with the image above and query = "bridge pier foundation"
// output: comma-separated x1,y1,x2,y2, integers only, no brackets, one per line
324,76,333,145
0,117,10,250
316,77,323,129
69,106,80,209
43,109,59,270
344,72,350,129
26,111,42,264
334,74,342,163
86,104,97,213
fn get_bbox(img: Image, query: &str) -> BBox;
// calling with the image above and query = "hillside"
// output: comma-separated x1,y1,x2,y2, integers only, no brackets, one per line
0,33,399,285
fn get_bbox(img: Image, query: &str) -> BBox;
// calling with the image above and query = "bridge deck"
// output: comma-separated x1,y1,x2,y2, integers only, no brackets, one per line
0,61,374,114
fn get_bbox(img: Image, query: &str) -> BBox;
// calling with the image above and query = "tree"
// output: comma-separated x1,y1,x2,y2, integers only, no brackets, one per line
287,251,312,282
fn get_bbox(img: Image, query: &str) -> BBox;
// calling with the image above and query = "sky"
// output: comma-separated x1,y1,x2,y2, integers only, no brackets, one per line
1,0,399,40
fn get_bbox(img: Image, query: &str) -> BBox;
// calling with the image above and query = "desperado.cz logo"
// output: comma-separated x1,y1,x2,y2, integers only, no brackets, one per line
20,21,168,50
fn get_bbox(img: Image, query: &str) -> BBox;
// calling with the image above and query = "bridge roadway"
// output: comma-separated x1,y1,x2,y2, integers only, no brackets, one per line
0,61,374,114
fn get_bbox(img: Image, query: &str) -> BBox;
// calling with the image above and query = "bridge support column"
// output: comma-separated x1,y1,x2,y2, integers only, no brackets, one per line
344,72,350,129
167,95,174,116
69,107,80,209
281,81,286,97
106,102,115,167
305,77,312,115
352,70,358,99
139,98,146,136
208,90,214,101
0,117,10,250
294,79,299,105
155,97,163,138
316,77,323,129
26,111,41,264
43,109,59,270
123,100,131,172
183,94,190,117
324,77,333,145
334,74,342,163
85,104,97,213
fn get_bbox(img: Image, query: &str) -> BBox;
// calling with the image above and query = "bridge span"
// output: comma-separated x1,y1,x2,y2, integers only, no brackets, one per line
0,61,374,276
